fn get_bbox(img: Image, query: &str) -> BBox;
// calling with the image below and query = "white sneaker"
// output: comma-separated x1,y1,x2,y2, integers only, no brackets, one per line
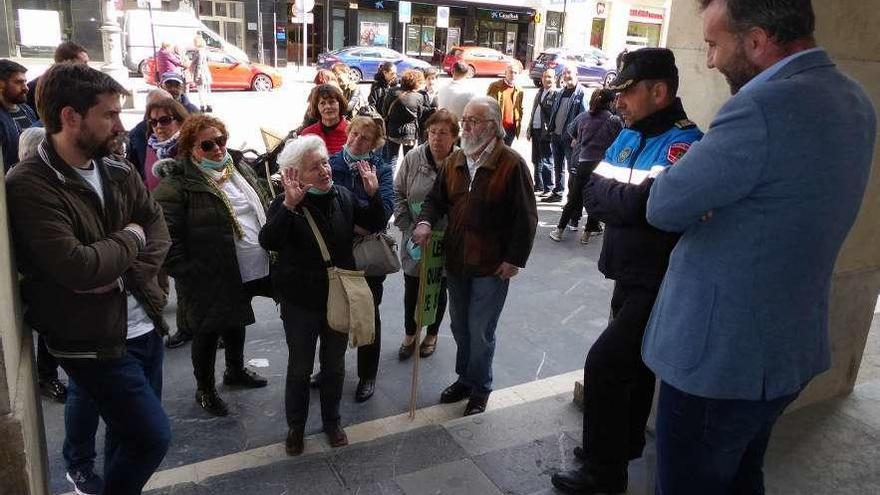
567,224,579,231
549,228,565,242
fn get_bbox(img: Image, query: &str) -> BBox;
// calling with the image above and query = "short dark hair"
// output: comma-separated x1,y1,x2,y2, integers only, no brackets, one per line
589,89,617,115
425,108,460,137
698,0,815,44
36,63,129,134
54,41,88,63
641,78,680,102
452,62,469,77
0,59,27,82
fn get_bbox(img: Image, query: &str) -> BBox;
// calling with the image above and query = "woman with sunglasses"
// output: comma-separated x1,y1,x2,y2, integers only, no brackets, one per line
153,114,273,417
141,98,189,191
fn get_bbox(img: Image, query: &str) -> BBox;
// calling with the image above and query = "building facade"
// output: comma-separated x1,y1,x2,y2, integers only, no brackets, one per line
286,0,540,67
543,0,671,59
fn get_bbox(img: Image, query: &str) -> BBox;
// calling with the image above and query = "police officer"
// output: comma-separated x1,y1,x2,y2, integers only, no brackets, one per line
551,48,703,494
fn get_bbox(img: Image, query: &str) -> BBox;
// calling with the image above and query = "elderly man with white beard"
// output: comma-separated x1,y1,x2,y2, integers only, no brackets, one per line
413,96,538,416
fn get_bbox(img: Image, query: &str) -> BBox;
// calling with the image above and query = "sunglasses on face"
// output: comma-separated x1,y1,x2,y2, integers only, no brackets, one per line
149,115,176,127
199,135,228,152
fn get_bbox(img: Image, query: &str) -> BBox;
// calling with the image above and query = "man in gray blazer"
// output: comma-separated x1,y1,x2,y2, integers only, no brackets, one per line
643,1,877,493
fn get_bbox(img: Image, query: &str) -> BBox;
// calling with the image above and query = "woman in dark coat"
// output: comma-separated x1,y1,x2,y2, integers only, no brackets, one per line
382,69,431,167
549,89,622,244
259,134,385,456
153,114,272,417
367,61,397,114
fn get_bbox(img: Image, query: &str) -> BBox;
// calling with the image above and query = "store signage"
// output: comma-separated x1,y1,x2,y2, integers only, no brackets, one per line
490,11,521,22
399,1,412,23
629,7,665,24
437,6,450,28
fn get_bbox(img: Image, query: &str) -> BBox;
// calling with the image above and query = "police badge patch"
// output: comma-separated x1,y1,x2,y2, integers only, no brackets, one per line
618,147,633,162
667,142,691,164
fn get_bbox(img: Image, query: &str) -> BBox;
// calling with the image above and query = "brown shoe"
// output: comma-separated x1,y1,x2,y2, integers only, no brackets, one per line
398,339,416,360
285,428,304,456
325,424,349,448
419,335,438,357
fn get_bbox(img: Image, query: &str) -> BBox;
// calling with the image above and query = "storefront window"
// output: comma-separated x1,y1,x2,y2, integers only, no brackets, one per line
544,11,563,49
591,18,606,49
405,16,437,57
626,21,661,48
358,11,393,48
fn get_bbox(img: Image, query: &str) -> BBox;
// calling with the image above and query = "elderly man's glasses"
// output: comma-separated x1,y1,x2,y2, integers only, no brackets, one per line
199,136,228,152
459,118,491,127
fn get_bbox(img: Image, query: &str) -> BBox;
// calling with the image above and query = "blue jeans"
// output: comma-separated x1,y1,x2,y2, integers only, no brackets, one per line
550,134,573,194
58,330,169,495
446,274,510,398
655,381,801,495
530,133,553,192
62,378,99,473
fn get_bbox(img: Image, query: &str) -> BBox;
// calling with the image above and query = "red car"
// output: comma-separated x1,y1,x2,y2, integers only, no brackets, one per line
144,50,283,91
442,46,524,77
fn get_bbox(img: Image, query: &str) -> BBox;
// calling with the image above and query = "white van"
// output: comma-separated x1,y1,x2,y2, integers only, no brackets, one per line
123,9,248,75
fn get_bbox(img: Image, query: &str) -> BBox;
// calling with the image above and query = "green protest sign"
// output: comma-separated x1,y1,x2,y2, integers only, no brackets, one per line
418,230,445,328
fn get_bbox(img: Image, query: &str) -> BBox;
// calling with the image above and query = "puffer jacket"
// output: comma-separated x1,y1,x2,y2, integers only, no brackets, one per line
152,150,271,333
394,143,455,275
6,138,170,359
259,187,387,313
367,74,396,115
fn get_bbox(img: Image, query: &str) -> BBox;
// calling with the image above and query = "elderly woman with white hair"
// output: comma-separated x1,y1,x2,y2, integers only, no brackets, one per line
259,134,384,457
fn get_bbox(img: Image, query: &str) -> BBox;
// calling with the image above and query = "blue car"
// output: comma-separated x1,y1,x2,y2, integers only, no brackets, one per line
317,46,431,83
528,48,618,88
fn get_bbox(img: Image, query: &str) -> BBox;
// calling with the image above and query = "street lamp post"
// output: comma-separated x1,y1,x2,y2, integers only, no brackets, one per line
99,1,132,107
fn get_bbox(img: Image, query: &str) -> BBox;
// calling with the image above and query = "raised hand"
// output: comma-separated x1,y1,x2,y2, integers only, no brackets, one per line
357,161,379,197
281,167,312,211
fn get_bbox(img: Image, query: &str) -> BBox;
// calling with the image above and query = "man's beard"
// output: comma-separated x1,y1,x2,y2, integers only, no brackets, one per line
76,124,123,160
722,43,762,95
460,131,492,155
3,89,26,105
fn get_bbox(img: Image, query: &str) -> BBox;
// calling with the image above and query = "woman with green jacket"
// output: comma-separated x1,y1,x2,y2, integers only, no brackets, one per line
153,114,272,417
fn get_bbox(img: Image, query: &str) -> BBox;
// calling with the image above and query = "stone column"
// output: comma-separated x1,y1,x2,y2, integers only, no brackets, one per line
0,168,49,494
99,1,133,108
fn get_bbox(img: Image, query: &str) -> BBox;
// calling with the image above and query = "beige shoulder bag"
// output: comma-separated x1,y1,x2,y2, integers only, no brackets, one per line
303,208,375,347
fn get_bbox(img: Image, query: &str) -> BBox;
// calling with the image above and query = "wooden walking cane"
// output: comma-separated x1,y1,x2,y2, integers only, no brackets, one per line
409,249,429,419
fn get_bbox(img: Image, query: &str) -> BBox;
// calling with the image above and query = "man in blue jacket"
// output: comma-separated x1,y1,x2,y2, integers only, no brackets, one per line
551,48,703,494
0,59,38,171
643,1,876,493
544,66,587,202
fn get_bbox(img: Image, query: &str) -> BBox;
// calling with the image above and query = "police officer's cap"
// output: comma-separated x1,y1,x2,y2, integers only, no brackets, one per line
608,48,678,92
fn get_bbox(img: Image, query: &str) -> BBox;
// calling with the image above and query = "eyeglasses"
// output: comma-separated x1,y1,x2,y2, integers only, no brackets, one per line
199,136,228,152
148,115,176,127
459,118,491,127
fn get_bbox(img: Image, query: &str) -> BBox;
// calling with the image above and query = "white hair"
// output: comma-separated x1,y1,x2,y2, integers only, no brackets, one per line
18,127,45,162
146,88,172,106
277,134,329,172
465,96,505,139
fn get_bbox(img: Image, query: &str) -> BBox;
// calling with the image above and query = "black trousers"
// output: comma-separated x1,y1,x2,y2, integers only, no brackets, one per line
358,275,385,380
190,277,267,390
37,334,60,382
282,302,348,430
403,273,448,337
191,326,246,391
582,281,658,468
558,160,601,231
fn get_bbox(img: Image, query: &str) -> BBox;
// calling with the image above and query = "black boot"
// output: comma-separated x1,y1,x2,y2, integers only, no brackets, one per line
550,464,627,494
223,367,268,388
196,388,229,417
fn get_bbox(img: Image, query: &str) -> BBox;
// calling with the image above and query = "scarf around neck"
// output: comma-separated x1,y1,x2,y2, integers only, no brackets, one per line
147,131,180,160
